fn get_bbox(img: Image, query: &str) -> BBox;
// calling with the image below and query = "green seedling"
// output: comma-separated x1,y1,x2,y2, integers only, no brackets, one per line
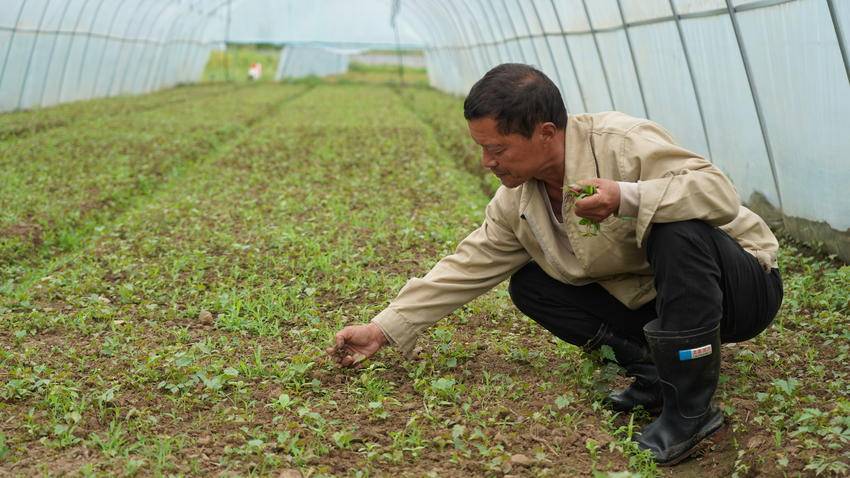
567,184,601,236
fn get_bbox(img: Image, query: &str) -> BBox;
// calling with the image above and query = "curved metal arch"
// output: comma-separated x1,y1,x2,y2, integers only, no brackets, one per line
56,0,94,103
507,0,543,66
89,0,133,99
151,3,202,90
403,1,463,91
118,0,172,94
456,0,496,68
142,3,188,92
548,0,587,111
666,0,712,159
494,0,525,62
474,0,510,62
17,0,53,110
613,0,648,117
466,0,507,64
73,0,112,100
168,0,244,87
524,0,570,113
105,0,157,97
165,5,204,86
178,4,222,84
433,0,487,80
579,0,615,110
37,0,75,107
419,0,480,85
0,0,29,102
396,7,449,88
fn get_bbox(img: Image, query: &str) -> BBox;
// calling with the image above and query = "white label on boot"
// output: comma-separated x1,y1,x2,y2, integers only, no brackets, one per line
678,344,712,361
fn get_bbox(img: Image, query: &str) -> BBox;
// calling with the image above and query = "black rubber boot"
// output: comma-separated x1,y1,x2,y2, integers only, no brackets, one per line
600,329,663,415
636,319,724,466
583,324,663,414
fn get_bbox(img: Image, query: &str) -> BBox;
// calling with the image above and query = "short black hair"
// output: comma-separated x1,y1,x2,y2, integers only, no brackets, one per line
463,63,567,138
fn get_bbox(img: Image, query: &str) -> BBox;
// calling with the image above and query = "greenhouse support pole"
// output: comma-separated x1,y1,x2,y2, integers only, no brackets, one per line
474,0,510,61
438,0,487,80
155,7,204,90
407,1,464,92
69,0,105,100
143,5,185,93
105,0,153,97
117,0,164,94
225,0,231,82
458,0,497,68
526,0,570,113
72,0,110,101
89,0,131,99
724,0,783,210
181,1,228,85
613,0,649,118
430,0,482,86
826,0,850,83
580,0,616,110
0,1,28,98
391,0,404,86
185,13,217,84
401,10,446,88
119,0,172,95
549,0,587,111
56,0,93,103
16,0,52,110
454,0,495,69
38,0,74,107
172,4,208,84
497,0,530,64
511,0,544,67
485,0,517,61
667,0,713,160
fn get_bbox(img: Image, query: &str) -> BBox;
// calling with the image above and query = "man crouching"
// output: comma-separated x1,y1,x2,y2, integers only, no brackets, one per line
327,63,783,466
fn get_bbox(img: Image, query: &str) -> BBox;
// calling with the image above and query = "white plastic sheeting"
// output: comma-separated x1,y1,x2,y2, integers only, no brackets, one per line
0,0,423,112
0,0,228,111
399,0,850,256
275,46,350,80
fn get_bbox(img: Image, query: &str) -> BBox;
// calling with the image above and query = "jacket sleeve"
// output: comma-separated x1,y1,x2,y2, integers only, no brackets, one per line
371,191,531,359
623,122,741,247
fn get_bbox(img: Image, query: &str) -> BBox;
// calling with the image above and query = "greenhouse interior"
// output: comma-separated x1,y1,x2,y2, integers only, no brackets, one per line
1,0,848,476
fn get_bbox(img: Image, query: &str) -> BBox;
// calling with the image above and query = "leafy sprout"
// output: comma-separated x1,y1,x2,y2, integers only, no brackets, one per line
567,184,601,237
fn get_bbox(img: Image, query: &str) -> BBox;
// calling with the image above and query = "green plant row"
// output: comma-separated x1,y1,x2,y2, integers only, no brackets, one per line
0,84,308,291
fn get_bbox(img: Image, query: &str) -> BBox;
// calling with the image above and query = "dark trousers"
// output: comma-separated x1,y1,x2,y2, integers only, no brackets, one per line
508,220,784,346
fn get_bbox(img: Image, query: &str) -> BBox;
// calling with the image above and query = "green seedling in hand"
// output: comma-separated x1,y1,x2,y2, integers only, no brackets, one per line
567,184,601,237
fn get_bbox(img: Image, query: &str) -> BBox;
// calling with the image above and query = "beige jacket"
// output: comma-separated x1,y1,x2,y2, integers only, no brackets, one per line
373,112,779,358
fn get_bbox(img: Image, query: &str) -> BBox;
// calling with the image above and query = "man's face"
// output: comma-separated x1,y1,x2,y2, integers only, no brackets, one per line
467,117,547,188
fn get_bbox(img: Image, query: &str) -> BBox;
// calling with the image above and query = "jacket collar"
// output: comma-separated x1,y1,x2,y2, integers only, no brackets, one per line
518,114,598,219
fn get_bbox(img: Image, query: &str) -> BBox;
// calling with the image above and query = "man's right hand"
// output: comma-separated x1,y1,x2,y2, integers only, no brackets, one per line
326,322,388,368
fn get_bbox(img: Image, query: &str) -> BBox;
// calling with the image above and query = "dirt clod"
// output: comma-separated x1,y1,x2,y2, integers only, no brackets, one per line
198,310,213,325
277,469,303,478
510,454,533,466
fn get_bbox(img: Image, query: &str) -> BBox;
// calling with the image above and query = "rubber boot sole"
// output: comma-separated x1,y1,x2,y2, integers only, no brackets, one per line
656,415,725,467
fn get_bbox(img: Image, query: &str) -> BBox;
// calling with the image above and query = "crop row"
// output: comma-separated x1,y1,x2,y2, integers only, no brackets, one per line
0,83,241,142
0,83,309,290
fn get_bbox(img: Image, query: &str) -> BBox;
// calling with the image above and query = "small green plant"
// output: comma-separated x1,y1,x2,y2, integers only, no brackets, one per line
567,184,601,236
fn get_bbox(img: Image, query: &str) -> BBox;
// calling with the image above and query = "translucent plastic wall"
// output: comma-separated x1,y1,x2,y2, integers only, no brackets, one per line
400,0,850,260
275,46,350,80
0,0,228,112
0,0,422,113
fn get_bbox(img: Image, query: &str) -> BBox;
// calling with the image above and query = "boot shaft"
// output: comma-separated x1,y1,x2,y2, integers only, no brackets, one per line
643,320,721,418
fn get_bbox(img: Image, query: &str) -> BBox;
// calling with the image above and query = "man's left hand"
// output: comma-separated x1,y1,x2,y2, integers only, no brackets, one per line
571,178,620,222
